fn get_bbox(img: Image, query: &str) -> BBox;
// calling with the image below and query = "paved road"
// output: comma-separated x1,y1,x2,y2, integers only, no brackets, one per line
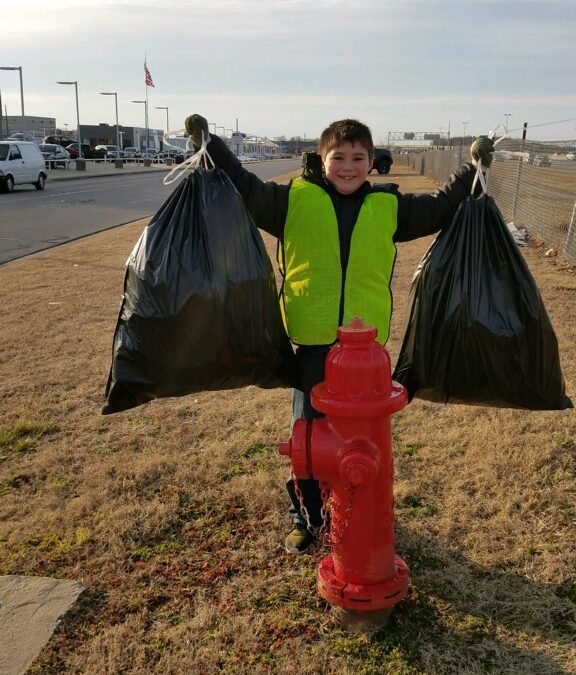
0,159,301,264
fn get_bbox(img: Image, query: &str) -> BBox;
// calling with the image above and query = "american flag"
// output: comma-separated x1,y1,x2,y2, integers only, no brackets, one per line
144,61,155,87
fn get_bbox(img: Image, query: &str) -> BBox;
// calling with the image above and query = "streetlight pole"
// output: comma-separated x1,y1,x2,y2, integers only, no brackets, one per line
462,121,468,140
504,113,511,133
100,92,119,149
225,128,234,151
132,100,147,150
155,106,169,138
0,66,25,131
57,81,81,159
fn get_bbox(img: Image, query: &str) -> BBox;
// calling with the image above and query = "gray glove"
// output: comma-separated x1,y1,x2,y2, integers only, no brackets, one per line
470,135,495,168
184,114,209,149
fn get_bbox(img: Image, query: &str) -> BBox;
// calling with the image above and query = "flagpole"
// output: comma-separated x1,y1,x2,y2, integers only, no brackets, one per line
145,79,149,150
144,52,149,150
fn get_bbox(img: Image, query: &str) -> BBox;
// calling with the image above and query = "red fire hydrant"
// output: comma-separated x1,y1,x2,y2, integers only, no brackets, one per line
279,318,409,631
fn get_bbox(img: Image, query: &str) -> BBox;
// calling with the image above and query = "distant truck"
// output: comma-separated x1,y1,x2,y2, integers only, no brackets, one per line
43,134,76,148
369,148,393,175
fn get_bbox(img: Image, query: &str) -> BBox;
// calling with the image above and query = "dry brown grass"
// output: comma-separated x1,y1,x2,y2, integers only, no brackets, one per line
1,165,575,674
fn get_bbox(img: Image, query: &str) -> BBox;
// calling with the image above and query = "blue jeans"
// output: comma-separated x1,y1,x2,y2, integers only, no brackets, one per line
286,345,330,529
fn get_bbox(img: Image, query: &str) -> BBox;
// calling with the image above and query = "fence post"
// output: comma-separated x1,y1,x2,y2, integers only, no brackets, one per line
511,137,524,225
564,200,576,258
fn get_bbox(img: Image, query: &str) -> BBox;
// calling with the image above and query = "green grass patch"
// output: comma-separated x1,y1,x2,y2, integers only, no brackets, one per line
396,494,437,517
400,544,444,573
131,541,181,561
242,442,275,458
403,443,425,455
0,420,59,454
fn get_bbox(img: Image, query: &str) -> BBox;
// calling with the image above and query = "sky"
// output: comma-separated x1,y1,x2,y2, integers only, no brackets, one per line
2,0,576,143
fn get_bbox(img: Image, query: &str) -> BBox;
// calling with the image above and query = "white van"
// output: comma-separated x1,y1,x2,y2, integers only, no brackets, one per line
0,141,47,192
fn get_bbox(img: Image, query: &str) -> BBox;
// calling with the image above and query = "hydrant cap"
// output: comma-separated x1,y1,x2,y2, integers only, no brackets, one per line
337,317,378,343
312,316,408,417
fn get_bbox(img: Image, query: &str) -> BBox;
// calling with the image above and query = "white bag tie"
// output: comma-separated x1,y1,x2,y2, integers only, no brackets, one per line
163,131,214,186
471,124,508,196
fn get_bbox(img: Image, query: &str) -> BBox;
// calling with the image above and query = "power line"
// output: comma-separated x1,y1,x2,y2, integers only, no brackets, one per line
507,117,576,135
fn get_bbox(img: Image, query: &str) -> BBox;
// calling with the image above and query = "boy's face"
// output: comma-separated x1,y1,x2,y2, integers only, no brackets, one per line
322,142,372,195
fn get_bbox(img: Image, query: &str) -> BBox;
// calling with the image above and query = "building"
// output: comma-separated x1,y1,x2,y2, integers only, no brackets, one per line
78,123,164,150
1,114,56,140
0,113,281,156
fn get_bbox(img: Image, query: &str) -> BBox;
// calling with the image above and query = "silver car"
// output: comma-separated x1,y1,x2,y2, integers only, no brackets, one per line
95,144,126,159
39,143,70,169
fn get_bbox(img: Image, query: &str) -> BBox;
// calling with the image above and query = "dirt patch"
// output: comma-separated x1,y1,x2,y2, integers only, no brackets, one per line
0,165,574,674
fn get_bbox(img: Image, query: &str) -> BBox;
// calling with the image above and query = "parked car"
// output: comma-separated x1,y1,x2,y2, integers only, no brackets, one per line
123,147,140,160
43,135,76,148
0,141,47,192
532,154,551,168
566,152,576,161
140,148,159,161
157,149,185,163
95,144,125,159
66,143,106,160
39,143,70,168
6,132,34,142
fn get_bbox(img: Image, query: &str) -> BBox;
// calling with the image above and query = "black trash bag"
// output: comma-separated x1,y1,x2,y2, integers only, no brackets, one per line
103,167,297,414
393,194,572,410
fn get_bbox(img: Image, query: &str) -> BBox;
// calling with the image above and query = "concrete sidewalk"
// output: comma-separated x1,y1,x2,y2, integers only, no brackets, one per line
45,159,171,182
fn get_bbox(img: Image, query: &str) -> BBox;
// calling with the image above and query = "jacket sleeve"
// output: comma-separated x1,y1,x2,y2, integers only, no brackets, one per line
394,163,479,242
204,134,289,239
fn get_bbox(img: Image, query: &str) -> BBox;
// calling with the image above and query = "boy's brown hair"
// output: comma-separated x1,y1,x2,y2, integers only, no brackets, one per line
318,119,374,160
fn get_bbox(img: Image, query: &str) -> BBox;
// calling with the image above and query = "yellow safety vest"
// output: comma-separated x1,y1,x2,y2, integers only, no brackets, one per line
278,179,398,345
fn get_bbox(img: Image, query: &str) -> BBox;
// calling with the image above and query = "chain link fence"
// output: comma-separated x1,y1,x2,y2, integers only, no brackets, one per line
396,142,576,259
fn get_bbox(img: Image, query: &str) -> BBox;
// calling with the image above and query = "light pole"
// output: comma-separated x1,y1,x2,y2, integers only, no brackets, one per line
155,106,169,140
100,92,120,149
1,66,24,135
57,81,81,159
462,121,468,141
225,128,234,151
0,66,25,130
132,100,147,150
504,113,511,133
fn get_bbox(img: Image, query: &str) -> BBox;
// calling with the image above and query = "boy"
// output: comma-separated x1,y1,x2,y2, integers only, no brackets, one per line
185,114,493,553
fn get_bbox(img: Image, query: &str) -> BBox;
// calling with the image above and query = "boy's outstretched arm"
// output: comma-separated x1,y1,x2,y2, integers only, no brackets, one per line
184,114,289,238
394,136,494,243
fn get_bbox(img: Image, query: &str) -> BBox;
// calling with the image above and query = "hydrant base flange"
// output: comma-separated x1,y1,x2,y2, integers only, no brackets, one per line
317,554,409,611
